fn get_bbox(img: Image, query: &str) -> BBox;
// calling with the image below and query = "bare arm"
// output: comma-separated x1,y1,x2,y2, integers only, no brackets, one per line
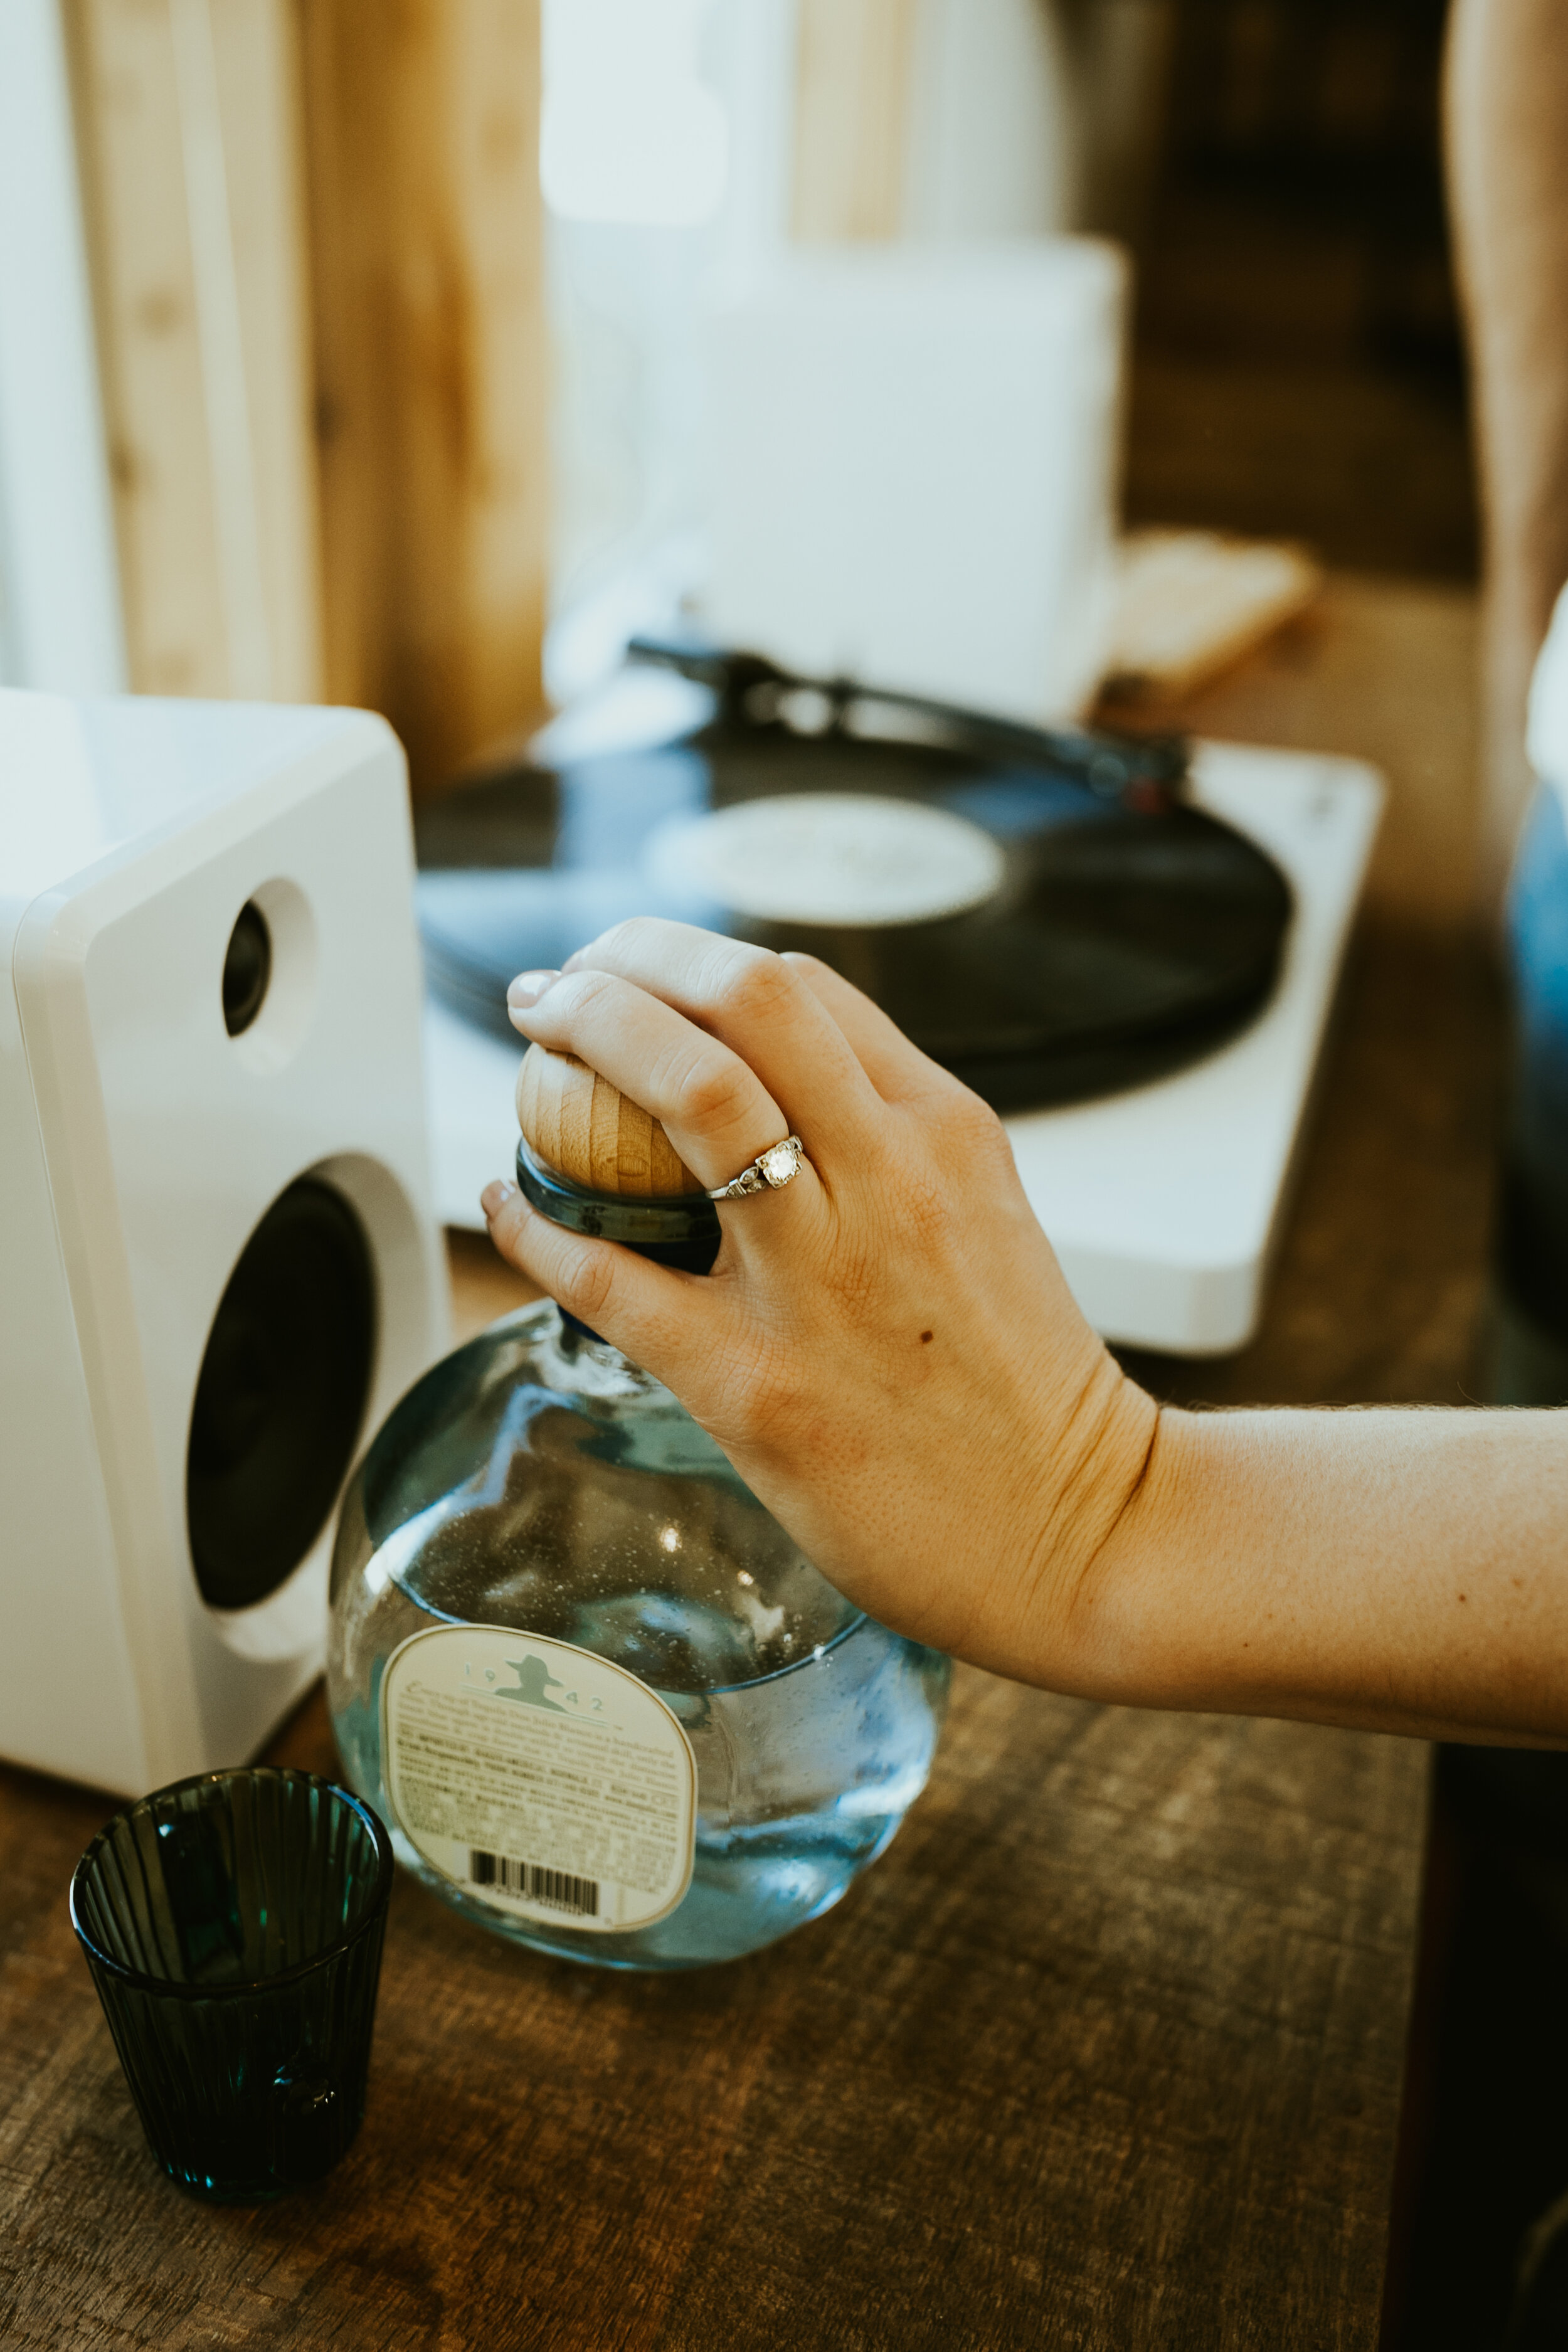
484,923,1568,1747
1446,0,1568,894
1079,1404,1568,1744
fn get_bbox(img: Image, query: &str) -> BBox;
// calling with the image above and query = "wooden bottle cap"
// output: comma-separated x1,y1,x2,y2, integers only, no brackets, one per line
516,1043,704,1198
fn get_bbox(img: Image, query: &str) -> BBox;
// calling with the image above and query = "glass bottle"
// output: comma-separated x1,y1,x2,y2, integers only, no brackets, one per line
326,1051,950,1971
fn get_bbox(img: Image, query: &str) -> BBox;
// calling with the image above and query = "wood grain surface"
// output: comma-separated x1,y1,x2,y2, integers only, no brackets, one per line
0,585,1497,2348
516,1044,702,1198
66,0,322,702
0,1676,1422,2352
297,0,550,789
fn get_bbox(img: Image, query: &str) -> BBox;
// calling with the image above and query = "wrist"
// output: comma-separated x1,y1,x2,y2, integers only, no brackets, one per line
1051,1402,1237,1710
1007,1344,1163,1693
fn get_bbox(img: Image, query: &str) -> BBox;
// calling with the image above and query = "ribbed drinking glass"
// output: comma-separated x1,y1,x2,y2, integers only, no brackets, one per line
70,1767,393,2202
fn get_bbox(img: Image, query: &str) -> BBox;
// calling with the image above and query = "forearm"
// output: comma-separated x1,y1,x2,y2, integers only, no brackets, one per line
1064,1403,1568,1743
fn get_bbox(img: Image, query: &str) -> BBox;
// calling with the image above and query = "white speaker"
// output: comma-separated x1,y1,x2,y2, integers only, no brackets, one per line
1,689,450,1796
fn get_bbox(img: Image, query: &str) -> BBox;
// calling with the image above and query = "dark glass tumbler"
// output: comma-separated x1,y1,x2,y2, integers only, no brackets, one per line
70,1768,393,2203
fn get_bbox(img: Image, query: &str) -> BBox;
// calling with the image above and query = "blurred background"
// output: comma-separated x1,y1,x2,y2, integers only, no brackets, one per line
0,0,1477,827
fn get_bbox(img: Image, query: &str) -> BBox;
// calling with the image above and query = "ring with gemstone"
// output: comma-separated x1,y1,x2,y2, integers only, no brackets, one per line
705,1135,806,1202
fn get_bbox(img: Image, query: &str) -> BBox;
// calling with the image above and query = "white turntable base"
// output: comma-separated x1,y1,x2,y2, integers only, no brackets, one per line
423,741,1382,1359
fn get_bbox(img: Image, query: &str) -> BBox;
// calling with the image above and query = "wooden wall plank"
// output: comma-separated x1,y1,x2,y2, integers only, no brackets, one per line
206,0,321,704
792,0,919,242
65,0,322,701
298,0,549,790
68,0,225,696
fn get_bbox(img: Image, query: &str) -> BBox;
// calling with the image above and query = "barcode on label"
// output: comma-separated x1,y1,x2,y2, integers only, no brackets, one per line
468,1850,601,1917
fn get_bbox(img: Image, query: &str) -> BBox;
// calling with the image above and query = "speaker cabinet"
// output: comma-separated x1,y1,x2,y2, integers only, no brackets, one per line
1,691,450,1794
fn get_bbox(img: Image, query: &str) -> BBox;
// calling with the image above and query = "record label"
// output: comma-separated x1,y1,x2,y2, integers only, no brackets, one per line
642,792,1006,927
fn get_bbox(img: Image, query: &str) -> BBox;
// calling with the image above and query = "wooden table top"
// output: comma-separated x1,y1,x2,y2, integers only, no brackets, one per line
0,584,1495,2349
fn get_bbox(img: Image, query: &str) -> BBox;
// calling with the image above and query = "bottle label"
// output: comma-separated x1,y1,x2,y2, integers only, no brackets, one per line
379,1626,696,1934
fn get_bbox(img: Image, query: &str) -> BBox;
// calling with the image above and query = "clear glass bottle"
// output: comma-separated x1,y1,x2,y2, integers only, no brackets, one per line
327,1147,950,1971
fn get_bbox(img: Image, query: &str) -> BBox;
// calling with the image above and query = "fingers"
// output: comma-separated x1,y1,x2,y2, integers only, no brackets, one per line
781,952,951,1106
507,961,823,1209
481,1181,727,1369
557,919,886,1153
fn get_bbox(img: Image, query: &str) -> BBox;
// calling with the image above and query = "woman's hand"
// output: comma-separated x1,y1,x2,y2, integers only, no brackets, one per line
481,918,1158,1688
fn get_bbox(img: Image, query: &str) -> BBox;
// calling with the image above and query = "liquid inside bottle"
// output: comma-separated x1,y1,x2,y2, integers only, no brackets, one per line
327,1301,950,1969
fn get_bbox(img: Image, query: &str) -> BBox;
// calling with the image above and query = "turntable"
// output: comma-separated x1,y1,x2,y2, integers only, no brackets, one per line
418,644,1382,1355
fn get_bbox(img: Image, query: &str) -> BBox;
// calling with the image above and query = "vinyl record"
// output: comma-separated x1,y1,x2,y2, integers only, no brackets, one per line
415,645,1293,1115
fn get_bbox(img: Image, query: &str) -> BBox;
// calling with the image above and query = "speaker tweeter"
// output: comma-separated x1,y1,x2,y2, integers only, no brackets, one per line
223,901,272,1037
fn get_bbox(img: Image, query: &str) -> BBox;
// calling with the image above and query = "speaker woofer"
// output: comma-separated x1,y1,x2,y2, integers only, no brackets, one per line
188,1179,376,1613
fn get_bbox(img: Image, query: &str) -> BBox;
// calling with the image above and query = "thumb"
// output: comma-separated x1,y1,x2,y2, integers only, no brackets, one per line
480,1181,729,1375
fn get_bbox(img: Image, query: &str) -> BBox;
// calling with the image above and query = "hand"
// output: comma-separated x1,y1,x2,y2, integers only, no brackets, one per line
481,919,1158,1687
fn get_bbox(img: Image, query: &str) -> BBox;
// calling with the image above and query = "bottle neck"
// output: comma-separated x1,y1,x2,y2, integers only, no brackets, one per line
515,1142,720,1344
514,1142,721,1277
